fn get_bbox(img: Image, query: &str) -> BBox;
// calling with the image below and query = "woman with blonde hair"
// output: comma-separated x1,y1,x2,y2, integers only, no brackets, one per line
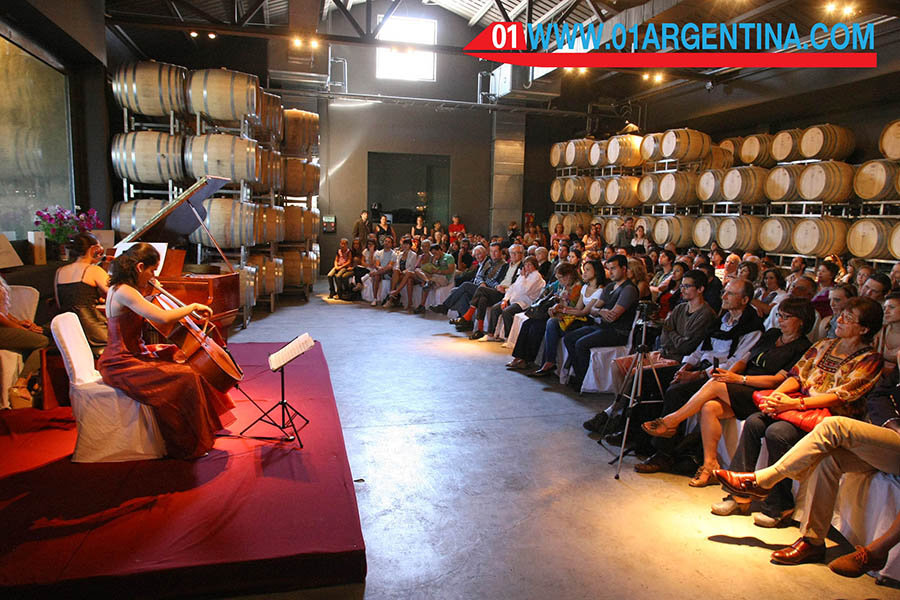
627,257,651,300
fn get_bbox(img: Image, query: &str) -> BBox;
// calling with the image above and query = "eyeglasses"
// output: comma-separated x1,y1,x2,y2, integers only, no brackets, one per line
837,311,860,324
679,283,696,289
776,311,797,320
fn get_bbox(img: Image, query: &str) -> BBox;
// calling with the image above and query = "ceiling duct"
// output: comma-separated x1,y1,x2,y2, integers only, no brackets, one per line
488,64,560,104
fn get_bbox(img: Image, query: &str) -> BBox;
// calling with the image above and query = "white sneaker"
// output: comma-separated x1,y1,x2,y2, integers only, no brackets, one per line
370,300,377,306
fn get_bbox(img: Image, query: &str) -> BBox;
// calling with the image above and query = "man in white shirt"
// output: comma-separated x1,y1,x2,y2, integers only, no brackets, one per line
460,244,524,339
483,256,544,341
369,236,396,306
636,279,764,474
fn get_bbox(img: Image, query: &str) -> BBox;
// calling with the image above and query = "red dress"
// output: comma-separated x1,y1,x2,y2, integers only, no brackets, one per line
98,304,235,459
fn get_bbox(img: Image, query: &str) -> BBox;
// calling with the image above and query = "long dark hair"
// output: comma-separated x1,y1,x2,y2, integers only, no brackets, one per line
68,232,99,258
108,243,159,289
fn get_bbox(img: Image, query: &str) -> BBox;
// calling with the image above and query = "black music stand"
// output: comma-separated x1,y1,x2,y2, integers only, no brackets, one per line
238,333,313,447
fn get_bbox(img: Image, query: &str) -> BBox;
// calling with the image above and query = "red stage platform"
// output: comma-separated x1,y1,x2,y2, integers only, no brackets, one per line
0,342,366,598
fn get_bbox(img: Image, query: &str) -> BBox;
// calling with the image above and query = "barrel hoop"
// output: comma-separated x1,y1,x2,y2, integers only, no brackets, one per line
186,71,195,114
156,63,164,115
230,70,237,121
202,69,211,118
131,63,143,115
203,134,211,178
230,134,237,181
128,132,138,181
131,199,138,232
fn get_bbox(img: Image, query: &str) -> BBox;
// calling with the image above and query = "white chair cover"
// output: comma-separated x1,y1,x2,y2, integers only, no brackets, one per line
502,312,529,349
1,286,40,409
833,471,900,581
399,283,453,309
580,315,639,394
361,277,391,304
51,313,165,462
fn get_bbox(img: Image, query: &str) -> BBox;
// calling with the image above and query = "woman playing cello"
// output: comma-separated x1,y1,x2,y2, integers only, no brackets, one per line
98,243,234,459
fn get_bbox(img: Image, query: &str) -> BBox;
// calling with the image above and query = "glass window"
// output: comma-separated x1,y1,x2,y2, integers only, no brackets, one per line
375,16,437,82
0,36,73,240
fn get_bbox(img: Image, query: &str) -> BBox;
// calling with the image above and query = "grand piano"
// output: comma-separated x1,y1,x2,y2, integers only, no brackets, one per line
120,176,240,338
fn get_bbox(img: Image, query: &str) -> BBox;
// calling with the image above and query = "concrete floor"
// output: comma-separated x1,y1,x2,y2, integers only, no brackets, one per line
231,282,893,600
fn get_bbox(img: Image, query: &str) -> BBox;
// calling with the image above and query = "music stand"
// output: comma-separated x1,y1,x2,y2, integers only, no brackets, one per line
238,333,314,447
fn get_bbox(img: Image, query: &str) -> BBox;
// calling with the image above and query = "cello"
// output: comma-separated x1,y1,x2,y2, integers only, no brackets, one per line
146,279,243,394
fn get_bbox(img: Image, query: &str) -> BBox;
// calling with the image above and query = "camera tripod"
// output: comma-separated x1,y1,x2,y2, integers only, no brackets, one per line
598,315,666,479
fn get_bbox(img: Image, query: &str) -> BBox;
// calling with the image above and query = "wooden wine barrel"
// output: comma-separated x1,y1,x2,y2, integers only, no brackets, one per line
716,216,762,251
550,177,565,203
740,134,777,167
800,124,855,160
699,146,734,170
184,134,259,182
112,61,188,117
110,199,167,235
186,68,259,122
696,169,726,202
304,207,320,240
792,217,848,257
847,219,898,259
564,175,593,204
562,212,593,236
764,164,805,202
270,150,283,191
252,147,271,193
606,134,643,167
111,132,185,183
281,250,302,287
248,255,284,295
889,222,900,259
261,205,285,242
283,109,320,156
549,142,565,167
188,197,257,248
653,216,695,247
605,176,641,207
548,213,563,238
719,137,745,163
879,119,900,160
722,166,768,204
635,216,657,239
758,217,794,253
603,217,623,245
589,140,607,167
640,133,664,162
565,138,594,168
661,128,712,161
284,205,303,241
798,161,855,203
691,216,722,248
301,251,320,284
853,159,900,201
283,158,320,197
588,177,610,205
258,92,284,139
659,171,698,206
638,173,661,205
771,128,804,162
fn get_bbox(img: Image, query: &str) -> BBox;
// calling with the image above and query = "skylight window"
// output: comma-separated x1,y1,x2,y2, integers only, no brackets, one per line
375,16,437,82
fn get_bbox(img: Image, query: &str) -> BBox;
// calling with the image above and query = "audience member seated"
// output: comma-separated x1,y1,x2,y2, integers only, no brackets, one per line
641,298,815,486
861,271,891,303
738,261,760,294
892,262,900,290
764,275,817,331
374,215,396,249
750,267,786,320
448,215,467,241
432,242,507,317
710,297,883,527
875,291,900,376
352,238,378,294
411,215,429,239
842,258,865,285
328,237,353,299
721,253,741,285
55,232,109,356
657,261,689,319
812,283,855,341
697,263,723,313
484,256,544,341
535,247,551,281
559,256,637,389
0,274,50,407
627,257,651,300
410,243,457,314
812,260,840,318
584,269,716,434
456,244,524,338
367,236,397,306
855,263,874,291
712,380,900,570
339,237,365,298
527,260,606,377
383,238,420,309
650,250,675,300
631,225,651,252
634,279,764,475
784,256,807,290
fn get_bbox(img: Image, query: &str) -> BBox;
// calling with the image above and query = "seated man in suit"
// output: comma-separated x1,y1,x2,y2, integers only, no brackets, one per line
428,243,504,316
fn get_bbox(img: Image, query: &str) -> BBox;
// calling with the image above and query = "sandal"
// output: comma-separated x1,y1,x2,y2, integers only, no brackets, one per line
8,386,33,409
689,465,719,488
641,418,677,438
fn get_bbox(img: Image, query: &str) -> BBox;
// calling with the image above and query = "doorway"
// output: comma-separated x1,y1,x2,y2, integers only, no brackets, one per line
367,152,450,230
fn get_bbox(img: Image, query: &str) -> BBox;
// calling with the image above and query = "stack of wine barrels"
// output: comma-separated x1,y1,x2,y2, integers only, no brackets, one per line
765,164,804,202
792,217,848,257
184,133,260,183
280,247,320,288
186,68,260,122
248,254,285,296
110,199,167,235
112,61,188,117
722,166,768,204
846,219,898,259
284,205,320,241
110,131,186,183
549,212,592,236
605,176,641,208
740,134,777,167
187,197,258,247
653,216,695,247
283,109,319,155
283,157,320,197
210,262,258,308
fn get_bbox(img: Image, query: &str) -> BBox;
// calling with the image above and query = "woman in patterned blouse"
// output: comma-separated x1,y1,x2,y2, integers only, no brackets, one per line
712,296,884,525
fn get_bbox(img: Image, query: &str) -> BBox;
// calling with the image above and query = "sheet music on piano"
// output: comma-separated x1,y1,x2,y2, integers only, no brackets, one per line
269,333,315,372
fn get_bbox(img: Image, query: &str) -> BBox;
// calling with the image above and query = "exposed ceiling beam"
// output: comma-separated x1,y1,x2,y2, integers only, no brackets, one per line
584,0,610,21
493,0,512,23
163,0,199,45
591,0,618,16
170,0,226,24
330,0,366,38
555,0,583,24
536,0,578,24
726,0,795,25
372,0,404,39
511,0,529,20
238,0,267,26
109,23,149,59
107,13,468,53
468,0,494,26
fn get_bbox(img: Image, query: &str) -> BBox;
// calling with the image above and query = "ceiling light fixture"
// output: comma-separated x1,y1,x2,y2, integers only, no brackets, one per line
293,37,302,47
208,32,217,39
310,39,320,48
654,73,663,83
642,73,650,80
842,4,854,15
190,31,198,37
578,67,587,74
825,2,837,13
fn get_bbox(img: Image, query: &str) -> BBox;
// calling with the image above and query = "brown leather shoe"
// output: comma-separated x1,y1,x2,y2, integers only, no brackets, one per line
770,538,826,565
713,469,772,499
634,453,674,474
828,545,887,577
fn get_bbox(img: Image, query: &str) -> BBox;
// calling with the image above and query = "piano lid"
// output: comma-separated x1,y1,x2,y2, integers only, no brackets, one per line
119,176,229,246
